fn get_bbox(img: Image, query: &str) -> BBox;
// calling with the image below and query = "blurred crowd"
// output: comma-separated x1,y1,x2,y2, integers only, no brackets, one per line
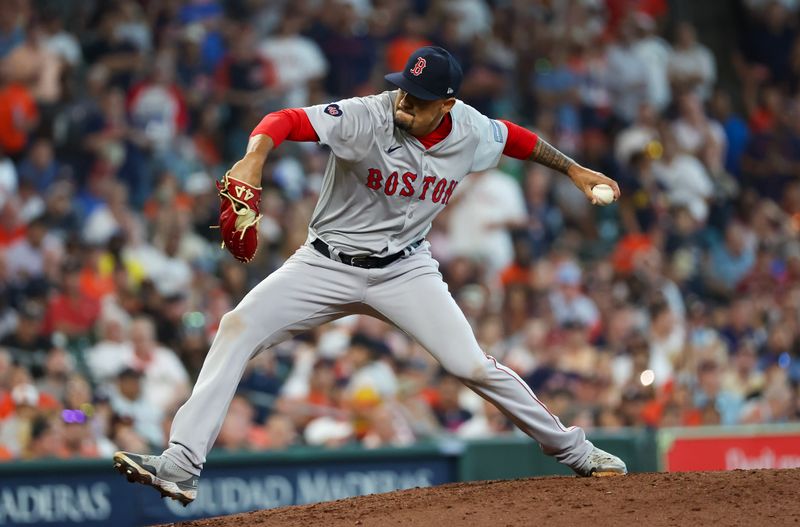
1,0,800,462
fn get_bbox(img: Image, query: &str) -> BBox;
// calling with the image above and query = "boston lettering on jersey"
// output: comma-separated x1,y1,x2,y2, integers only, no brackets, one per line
365,168,457,204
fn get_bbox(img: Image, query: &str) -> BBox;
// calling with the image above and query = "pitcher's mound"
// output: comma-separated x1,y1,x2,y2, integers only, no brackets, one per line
162,468,799,527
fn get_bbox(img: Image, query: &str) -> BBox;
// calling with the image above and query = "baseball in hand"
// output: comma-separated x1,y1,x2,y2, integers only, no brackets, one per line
591,184,615,206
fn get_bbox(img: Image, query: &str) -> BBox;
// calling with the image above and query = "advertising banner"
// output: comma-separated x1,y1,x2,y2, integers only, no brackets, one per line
0,447,458,527
658,425,800,472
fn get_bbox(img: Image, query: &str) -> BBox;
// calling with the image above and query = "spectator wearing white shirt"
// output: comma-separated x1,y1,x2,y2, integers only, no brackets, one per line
82,181,137,246
607,21,651,123
652,128,713,223
457,400,514,439
632,13,672,112
671,92,727,174
647,300,686,388
668,22,716,101
107,367,164,448
0,152,18,210
614,103,660,168
445,0,493,44
447,168,527,277
345,333,398,401
86,316,130,383
127,317,190,412
259,12,328,108
150,229,192,297
5,215,62,284
575,37,612,127
41,11,82,67
96,316,190,413
549,261,601,333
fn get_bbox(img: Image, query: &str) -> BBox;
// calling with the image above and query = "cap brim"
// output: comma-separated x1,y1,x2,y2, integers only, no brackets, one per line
384,72,443,101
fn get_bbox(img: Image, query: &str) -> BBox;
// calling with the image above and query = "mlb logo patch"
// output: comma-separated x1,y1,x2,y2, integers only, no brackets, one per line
324,104,343,117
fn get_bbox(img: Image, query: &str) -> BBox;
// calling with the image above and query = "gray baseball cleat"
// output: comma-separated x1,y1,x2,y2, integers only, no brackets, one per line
113,451,199,506
570,445,628,477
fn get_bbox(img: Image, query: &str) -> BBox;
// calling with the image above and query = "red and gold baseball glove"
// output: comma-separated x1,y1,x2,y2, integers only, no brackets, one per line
215,172,262,263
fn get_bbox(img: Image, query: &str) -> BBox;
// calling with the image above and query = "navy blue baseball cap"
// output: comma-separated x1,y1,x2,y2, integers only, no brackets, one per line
385,46,463,101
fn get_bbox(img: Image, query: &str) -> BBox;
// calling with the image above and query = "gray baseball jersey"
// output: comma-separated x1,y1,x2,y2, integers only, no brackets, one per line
303,90,509,256
163,91,597,478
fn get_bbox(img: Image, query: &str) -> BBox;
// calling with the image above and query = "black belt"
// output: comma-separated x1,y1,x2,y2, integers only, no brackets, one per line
311,238,422,269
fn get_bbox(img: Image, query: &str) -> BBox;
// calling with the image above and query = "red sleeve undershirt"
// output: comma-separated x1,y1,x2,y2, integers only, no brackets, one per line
250,108,319,147
499,119,539,160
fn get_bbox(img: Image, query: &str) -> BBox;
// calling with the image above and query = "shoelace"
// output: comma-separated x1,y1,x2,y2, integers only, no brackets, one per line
231,201,262,240
209,199,263,247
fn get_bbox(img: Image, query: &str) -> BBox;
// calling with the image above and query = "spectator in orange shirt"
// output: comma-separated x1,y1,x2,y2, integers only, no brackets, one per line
78,244,116,302
43,261,101,338
0,78,38,160
499,230,535,288
385,15,432,73
612,231,654,275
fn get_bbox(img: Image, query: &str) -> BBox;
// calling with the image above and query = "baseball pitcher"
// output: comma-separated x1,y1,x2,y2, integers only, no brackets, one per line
114,47,626,505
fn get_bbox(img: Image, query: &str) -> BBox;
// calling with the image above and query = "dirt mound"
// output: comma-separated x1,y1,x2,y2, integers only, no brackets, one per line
162,469,799,527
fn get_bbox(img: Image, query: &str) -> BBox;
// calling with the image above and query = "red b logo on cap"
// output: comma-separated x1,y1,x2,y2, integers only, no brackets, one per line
410,57,426,76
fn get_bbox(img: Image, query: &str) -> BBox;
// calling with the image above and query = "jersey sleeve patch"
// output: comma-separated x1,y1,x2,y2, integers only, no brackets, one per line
490,119,503,143
324,104,343,117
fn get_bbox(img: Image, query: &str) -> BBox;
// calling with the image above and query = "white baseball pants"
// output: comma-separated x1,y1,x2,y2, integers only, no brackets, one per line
163,243,592,474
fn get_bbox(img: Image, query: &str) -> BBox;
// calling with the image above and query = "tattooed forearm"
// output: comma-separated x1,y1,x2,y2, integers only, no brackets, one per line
529,138,576,174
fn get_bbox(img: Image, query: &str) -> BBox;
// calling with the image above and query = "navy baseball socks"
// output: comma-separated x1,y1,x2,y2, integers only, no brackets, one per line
570,445,628,477
113,451,198,506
